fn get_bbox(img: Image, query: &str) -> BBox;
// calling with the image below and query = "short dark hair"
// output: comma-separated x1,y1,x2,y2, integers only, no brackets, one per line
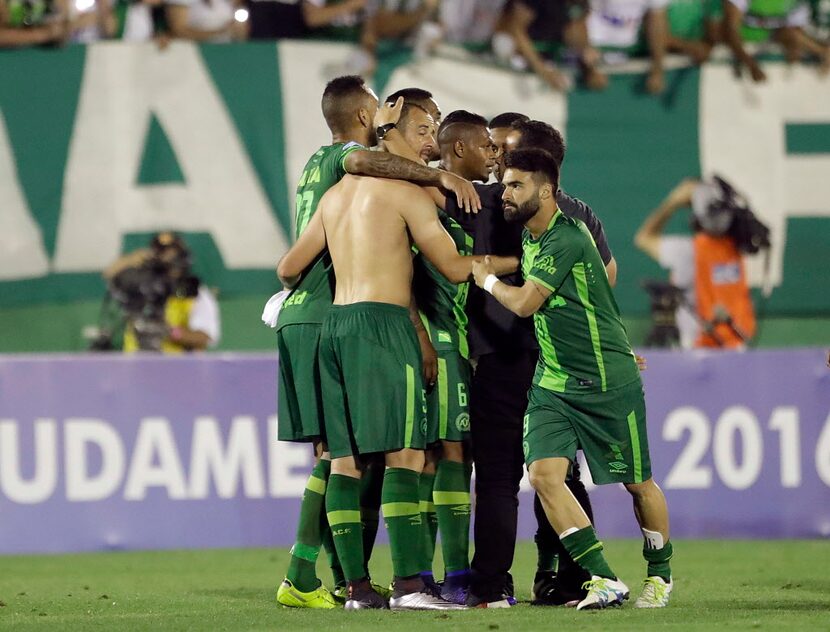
510,119,565,168
398,102,432,129
321,75,370,133
504,148,560,191
437,110,488,147
489,112,529,129
385,87,433,104
440,110,488,128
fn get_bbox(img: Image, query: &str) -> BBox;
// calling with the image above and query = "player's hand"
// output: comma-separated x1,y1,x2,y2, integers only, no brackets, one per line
438,171,481,214
635,354,647,371
417,329,438,389
375,96,403,128
472,255,496,288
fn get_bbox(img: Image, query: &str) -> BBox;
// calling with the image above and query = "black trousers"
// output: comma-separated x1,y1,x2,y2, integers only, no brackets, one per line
469,349,594,600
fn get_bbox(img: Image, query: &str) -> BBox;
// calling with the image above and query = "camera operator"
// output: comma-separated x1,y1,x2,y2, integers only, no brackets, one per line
103,232,220,353
635,176,768,350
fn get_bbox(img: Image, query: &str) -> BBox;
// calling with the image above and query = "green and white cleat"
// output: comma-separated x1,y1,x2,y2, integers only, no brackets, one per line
576,576,629,611
634,576,673,608
276,579,338,609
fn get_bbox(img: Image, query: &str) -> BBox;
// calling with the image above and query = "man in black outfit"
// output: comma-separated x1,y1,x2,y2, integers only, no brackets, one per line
443,113,616,608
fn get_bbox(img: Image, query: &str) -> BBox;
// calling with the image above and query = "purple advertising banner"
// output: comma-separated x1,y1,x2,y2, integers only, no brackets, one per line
0,349,828,554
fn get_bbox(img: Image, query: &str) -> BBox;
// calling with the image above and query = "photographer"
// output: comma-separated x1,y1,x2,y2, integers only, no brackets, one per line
635,176,767,349
103,232,220,353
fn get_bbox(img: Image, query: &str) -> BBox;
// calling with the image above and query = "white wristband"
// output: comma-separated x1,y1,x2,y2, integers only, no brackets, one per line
483,274,499,294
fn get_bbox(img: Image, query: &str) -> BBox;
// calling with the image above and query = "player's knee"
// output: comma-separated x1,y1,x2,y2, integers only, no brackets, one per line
624,477,656,497
441,440,465,463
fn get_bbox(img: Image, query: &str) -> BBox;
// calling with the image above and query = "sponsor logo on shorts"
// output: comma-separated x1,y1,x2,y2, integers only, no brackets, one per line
455,412,470,432
609,461,628,474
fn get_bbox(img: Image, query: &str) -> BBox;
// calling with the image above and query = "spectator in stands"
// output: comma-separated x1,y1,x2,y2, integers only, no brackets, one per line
494,0,606,92
347,0,439,75
634,177,758,350
723,0,830,81
587,0,715,94
248,0,366,40
104,232,221,353
111,0,243,42
0,0,104,46
438,0,507,48
166,0,245,42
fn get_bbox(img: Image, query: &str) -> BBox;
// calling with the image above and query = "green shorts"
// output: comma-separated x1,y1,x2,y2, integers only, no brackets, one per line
319,302,428,459
276,323,324,442
426,350,471,444
523,380,652,485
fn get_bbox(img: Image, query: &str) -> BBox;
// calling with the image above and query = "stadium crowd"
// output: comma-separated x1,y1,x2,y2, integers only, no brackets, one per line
2,0,829,92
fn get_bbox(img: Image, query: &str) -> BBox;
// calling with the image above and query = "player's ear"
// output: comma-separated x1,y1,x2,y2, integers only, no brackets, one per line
539,182,552,201
358,107,370,129
454,139,464,158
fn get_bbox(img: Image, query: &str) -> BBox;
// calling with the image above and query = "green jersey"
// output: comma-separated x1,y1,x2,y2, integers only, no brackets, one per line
277,142,363,329
413,211,474,358
293,142,363,238
522,210,639,394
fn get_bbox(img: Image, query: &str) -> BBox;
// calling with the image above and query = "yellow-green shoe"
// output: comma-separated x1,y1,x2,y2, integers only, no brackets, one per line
372,582,393,601
276,579,338,609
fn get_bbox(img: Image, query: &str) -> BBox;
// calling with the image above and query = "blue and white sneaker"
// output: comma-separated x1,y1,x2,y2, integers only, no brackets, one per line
576,576,629,611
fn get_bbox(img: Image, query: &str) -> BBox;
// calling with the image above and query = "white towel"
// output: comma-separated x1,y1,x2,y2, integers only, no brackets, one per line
261,290,291,328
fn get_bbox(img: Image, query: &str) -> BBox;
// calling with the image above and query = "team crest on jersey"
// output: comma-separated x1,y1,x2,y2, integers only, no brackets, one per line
455,413,470,432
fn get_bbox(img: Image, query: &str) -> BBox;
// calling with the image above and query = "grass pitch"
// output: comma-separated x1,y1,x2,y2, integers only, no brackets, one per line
1,540,827,631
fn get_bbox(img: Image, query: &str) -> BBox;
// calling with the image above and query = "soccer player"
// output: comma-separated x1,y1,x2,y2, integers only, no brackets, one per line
411,110,497,604
384,88,442,161
275,75,480,610
472,148,674,610
277,115,516,608
443,112,615,608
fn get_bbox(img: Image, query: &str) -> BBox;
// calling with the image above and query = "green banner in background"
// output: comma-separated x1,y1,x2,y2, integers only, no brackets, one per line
1,42,828,331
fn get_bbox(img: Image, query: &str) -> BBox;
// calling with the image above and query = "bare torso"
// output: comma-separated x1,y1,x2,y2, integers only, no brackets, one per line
321,175,429,308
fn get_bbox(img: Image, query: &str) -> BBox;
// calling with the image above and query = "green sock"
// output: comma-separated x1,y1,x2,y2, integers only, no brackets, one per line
560,526,616,580
433,460,471,573
381,467,423,579
418,472,437,574
644,541,673,582
360,463,384,577
321,524,345,588
325,474,365,583
285,459,330,592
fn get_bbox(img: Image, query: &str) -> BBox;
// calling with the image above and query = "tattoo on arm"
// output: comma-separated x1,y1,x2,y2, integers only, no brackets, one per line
359,152,440,185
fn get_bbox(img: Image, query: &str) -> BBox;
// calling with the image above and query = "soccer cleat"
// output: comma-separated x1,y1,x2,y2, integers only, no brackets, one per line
465,592,513,609
344,584,389,610
576,576,629,611
440,571,470,605
634,576,673,608
530,571,584,607
372,582,393,600
276,579,338,609
332,584,347,604
390,588,467,610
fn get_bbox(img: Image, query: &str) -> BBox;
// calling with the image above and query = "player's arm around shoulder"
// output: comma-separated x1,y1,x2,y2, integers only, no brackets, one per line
276,208,327,289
